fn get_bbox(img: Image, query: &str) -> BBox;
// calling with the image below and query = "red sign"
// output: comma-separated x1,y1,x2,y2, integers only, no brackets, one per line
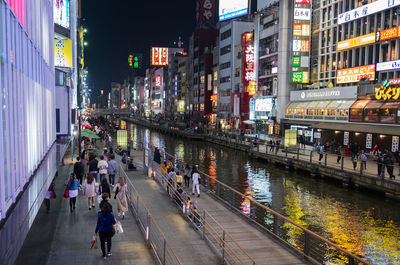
197,0,215,24
151,47,169,66
6,0,25,26
379,26,400,41
155,76,161,86
241,32,256,122
295,0,311,4
389,78,400,86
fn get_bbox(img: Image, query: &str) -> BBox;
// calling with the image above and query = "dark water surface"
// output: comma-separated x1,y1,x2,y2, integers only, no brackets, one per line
127,122,400,265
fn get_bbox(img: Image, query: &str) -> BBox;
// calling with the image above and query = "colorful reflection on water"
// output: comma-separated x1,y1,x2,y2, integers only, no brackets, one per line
130,124,400,265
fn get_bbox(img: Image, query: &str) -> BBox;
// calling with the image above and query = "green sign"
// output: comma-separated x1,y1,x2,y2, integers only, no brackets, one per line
292,56,301,67
133,56,139,69
292,71,309,83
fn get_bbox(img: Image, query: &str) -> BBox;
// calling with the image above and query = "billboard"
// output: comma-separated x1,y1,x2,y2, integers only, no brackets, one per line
219,0,248,21
242,32,256,95
294,8,311,20
379,26,400,41
338,0,400,24
54,39,73,67
151,47,169,66
255,97,273,112
337,33,376,51
54,0,70,29
336,65,375,84
376,59,400,72
197,0,215,24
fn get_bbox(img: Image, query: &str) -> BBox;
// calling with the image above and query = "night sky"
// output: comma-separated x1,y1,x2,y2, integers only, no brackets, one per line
82,0,197,98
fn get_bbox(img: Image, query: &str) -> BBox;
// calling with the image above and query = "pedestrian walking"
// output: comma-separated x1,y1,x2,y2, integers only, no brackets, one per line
102,149,109,161
184,164,191,187
167,168,176,194
336,146,342,164
192,168,201,197
176,171,183,188
95,196,116,260
167,158,173,173
89,154,99,182
84,173,98,210
108,154,117,186
386,156,395,179
113,177,128,219
74,156,85,185
352,156,358,170
98,155,108,181
360,150,367,171
319,145,325,162
99,177,111,196
153,147,161,164
66,173,80,212
100,192,113,213
161,161,168,184
377,154,384,177
44,179,56,213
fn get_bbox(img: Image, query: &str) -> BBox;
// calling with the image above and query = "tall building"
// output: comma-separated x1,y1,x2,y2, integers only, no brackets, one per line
111,82,121,108
133,76,145,111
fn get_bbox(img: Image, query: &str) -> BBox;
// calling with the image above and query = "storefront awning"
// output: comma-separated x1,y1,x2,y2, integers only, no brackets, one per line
326,100,355,109
350,99,370,109
312,122,400,135
380,101,400,109
286,101,310,109
364,100,384,109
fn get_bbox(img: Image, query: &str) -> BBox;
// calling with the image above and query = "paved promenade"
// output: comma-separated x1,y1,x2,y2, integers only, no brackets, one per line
128,149,308,265
15,149,154,265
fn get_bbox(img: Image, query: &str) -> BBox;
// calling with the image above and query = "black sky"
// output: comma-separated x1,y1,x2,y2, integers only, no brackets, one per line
82,0,197,97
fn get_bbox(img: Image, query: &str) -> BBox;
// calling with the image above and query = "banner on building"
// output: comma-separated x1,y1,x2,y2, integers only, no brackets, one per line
366,133,372,149
117,130,128,149
343,131,349,145
151,47,168,66
197,0,215,24
54,0,70,29
54,39,73,68
392,136,399,152
233,93,240,117
285,129,297,148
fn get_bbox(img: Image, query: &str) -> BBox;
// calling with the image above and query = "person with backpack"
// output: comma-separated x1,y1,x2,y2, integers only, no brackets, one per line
73,157,85,185
95,193,116,260
107,154,117,187
192,168,201,197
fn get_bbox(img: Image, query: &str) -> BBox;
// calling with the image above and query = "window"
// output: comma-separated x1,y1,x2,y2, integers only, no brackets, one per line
200,75,205,84
220,45,231,56
220,76,231,83
220,62,231,70
220,29,231,41
200,104,204,111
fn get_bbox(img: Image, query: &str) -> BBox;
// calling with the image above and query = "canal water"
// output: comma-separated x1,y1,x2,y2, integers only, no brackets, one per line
127,122,400,265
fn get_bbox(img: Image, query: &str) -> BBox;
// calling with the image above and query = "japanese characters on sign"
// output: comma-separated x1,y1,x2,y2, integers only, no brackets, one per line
155,76,161,86
197,0,215,24
54,39,72,68
338,0,400,24
242,32,256,95
151,47,169,66
337,33,376,51
376,59,400,72
389,78,400,86
292,0,311,84
337,65,375,84
379,26,400,41
375,86,400,100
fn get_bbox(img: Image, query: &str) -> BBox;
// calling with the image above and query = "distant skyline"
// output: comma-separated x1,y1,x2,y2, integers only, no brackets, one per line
82,0,197,99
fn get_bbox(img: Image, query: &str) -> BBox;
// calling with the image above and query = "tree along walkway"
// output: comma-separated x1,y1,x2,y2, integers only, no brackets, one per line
15,152,154,265
128,149,308,265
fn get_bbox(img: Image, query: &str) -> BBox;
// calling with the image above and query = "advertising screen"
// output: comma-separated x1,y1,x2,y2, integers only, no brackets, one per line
219,0,248,21
151,47,169,66
337,65,375,84
54,0,70,29
337,33,376,51
255,97,273,112
54,39,72,67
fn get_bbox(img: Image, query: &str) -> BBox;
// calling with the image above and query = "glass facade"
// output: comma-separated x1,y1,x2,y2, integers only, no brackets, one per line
0,0,55,218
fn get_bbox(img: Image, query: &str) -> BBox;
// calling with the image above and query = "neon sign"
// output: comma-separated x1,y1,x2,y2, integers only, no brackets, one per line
242,32,256,94
375,86,400,100
151,47,168,66
389,78,400,86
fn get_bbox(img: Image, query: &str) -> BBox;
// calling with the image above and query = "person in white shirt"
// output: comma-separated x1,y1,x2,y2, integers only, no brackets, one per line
192,168,201,197
98,155,109,181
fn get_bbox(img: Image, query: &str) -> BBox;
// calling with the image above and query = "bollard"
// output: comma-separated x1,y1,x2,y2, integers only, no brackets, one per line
297,148,300,160
324,153,327,167
310,151,313,163
341,156,344,171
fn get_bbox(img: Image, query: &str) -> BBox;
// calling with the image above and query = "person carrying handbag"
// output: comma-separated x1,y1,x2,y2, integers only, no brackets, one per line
95,195,116,260
65,173,81,212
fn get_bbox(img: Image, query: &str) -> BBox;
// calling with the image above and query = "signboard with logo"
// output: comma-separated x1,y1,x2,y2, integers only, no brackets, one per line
379,26,400,41
255,97,273,112
290,86,358,101
197,0,215,24
54,39,73,67
337,33,376,51
249,98,255,120
219,0,248,21
375,82,400,100
292,0,311,84
392,136,399,152
376,59,400,72
285,129,298,148
337,64,375,84
233,93,240,117
366,134,372,149
338,0,400,24
117,130,128,149
344,131,349,145
389,78,400,86
242,32,256,95
151,47,169,66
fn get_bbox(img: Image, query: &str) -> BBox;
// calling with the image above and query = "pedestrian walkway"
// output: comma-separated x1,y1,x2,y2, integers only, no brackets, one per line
127,149,308,265
15,151,154,265
117,151,220,265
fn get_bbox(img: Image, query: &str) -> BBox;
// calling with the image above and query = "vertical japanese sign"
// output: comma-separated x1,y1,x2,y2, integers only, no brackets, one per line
392,136,399,152
343,131,349,145
242,32,256,95
197,0,215,24
151,47,169,66
54,39,73,67
291,0,311,83
366,133,372,149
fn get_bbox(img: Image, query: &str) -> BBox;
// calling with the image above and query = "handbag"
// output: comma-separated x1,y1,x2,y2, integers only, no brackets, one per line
97,194,103,204
116,221,124,233
50,190,56,199
112,224,117,236
114,186,119,199
63,186,69,198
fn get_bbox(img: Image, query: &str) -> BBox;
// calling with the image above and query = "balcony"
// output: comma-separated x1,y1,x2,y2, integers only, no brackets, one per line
259,49,278,60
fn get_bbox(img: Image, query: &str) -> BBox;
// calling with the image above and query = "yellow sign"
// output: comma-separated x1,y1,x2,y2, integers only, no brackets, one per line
337,33,376,51
117,130,128,149
248,81,257,95
284,129,297,148
375,86,400,100
120,120,126,130
177,100,185,112
54,39,73,67
337,65,375,84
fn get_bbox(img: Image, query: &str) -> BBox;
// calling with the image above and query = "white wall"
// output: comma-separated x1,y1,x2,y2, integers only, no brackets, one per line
55,86,70,136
